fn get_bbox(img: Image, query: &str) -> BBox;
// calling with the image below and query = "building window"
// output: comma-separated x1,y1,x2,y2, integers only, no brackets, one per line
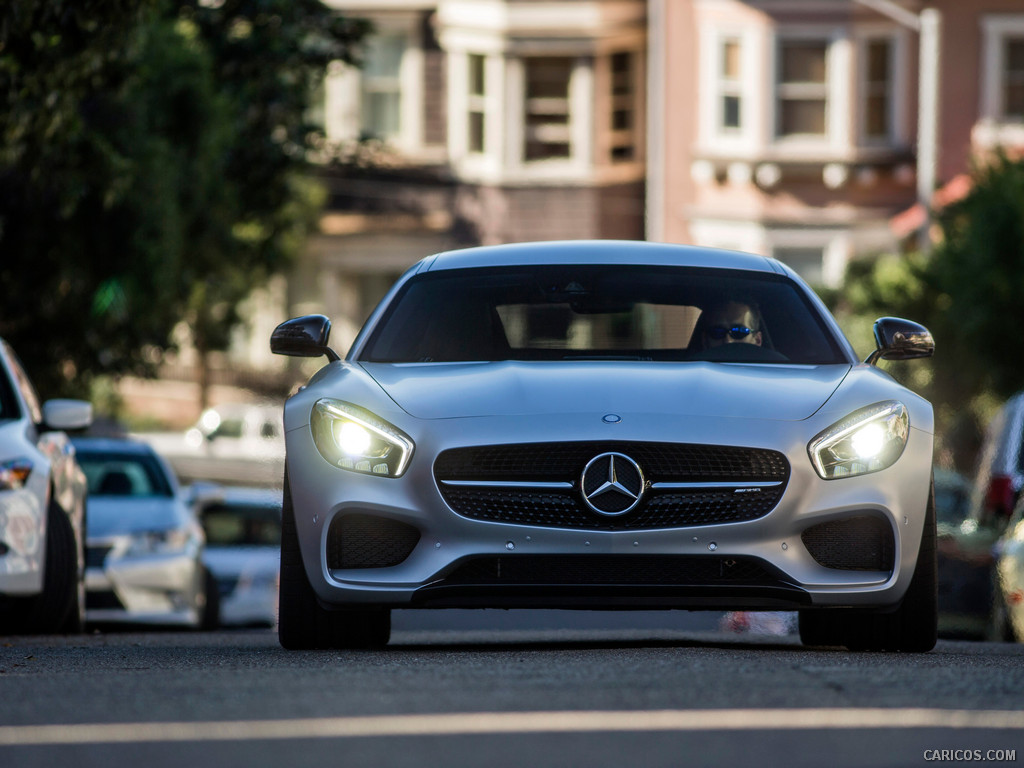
524,57,573,161
777,40,828,137
864,39,892,140
720,38,742,132
610,52,636,161
361,33,405,140
468,53,486,153
1004,36,1024,121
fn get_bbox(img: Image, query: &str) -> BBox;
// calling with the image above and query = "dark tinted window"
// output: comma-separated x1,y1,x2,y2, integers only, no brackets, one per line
77,451,175,497
202,503,281,546
362,266,847,365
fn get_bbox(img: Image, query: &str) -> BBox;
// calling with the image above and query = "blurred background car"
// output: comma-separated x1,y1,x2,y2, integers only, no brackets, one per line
195,486,281,628
71,437,218,629
934,467,997,639
992,499,1024,642
136,402,284,487
0,338,92,635
969,391,1024,530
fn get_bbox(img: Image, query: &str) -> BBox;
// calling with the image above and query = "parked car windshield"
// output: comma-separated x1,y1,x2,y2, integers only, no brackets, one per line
362,265,848,365
76,451,175,498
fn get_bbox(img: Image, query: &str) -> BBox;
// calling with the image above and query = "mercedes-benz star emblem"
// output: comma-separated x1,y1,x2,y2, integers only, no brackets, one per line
580,452,646,516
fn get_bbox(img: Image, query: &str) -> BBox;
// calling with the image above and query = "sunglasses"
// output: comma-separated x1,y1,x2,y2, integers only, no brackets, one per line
707,325,756,340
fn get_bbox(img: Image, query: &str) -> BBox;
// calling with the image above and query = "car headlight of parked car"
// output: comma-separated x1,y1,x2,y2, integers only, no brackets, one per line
808,401,909,480
311,398,414,477
127,528,191,556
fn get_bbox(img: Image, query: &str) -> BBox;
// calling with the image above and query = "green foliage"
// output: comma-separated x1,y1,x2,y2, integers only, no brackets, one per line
931,152,1024,400
833,153,1024,471
0,1,367,398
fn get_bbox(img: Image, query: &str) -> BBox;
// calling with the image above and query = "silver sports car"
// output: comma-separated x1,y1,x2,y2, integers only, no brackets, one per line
271,241,936,652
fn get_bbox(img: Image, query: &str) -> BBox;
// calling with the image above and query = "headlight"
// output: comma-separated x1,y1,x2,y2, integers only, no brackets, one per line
311,399,414,478
0,458,33,490
127,528,191,556
808,401,909,480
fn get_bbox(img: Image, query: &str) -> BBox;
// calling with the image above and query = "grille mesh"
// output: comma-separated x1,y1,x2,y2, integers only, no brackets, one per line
801,515,895,571
435,441,789,530
326,514,421,570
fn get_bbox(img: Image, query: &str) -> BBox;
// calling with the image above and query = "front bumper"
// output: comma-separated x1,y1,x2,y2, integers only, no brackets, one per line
85,539,202,626
286,408,934,613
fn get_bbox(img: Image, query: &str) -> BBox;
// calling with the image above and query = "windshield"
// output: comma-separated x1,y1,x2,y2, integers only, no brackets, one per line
361,265,847,365
77,451,175,498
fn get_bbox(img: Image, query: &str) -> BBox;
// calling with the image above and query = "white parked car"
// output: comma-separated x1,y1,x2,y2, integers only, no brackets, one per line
72,437,216,629
196,486,281,627
270,241,937,652
0,338,91,634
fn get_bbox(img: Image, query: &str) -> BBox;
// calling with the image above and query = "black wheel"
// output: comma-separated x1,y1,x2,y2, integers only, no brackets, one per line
838,481,938,652
200,566,221,630
798,610,842,647
278,472,390,650
0,499,82,635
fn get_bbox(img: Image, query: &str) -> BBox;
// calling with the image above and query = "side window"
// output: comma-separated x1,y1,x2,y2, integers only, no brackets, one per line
3,343,42,424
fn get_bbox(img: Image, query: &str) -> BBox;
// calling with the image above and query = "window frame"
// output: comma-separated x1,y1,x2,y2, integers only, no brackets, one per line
978,15,1024,147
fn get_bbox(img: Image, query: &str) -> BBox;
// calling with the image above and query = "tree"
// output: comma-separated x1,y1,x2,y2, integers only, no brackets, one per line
0,1,368,401
831,152,1024,472
930,151,1024,400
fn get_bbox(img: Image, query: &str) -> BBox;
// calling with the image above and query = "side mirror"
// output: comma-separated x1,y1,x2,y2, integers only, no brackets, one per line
865,317,935,366
270,315,340,362
42,399,92,431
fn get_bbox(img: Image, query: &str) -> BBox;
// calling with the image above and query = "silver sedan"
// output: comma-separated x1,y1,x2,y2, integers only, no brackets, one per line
72,437,214,629
270,241,937,652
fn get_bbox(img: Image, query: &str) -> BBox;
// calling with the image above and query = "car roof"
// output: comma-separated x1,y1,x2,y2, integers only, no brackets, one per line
417,240,783,274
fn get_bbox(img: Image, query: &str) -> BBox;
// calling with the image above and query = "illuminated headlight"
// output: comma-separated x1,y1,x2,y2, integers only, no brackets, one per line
808,401,909,480
0,458,33,490
311,399,413,478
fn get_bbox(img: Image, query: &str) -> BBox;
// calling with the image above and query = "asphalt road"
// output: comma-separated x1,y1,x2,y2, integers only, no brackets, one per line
1,611,1022,768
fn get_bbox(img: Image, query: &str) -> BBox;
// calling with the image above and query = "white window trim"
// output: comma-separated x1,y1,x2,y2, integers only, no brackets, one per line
697,24,762,156
854,26,909,148
320,14,426,157
977,14,1024,149
770,26,850,154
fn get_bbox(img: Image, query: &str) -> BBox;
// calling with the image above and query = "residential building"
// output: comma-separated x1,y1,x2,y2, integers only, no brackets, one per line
649,0,1024,287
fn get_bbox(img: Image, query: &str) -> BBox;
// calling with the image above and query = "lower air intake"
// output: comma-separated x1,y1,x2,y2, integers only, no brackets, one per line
326,514,420,569
801,515,895,571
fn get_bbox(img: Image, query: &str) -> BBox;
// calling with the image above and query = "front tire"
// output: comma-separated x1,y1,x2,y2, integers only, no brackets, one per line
0,500,82,635
278,472,390,650
800,483,938,652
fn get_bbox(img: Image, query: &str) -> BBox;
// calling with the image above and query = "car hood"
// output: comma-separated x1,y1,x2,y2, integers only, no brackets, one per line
360,361,852,421
86,498,184,537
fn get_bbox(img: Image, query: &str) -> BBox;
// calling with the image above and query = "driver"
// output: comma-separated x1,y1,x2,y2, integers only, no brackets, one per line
703,300,763,348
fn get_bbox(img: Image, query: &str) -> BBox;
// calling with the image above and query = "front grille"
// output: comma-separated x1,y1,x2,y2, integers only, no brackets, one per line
437,555,784,587
435,441,789,530
326,514,421,570
801,515,895,571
